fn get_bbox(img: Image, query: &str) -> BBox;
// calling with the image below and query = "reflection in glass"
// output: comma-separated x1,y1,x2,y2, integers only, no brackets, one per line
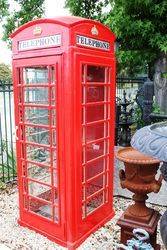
26,145,57,167
85,158,104,180
86,105,104,123
24,107,49,125
29,197,52,219
86,175,104,196
86,192,104,214
28,163,58,186
25,126,50,145
23,67,48,84
24,87,48,104
87,66,105,82
86,86,104,103
85,123,105,142
24,87,56,105
28,181,52,201
26,145,51,165
29,197,58,221
28,163,51,184
86,141,105,161
24,108,56,126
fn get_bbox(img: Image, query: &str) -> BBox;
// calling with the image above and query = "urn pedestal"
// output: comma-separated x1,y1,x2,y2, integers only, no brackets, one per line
116,147,162,249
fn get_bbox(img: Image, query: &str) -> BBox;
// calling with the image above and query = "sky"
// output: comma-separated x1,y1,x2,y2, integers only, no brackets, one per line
0,0,70,65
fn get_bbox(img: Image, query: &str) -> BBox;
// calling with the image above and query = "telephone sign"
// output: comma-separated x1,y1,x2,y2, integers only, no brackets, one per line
18,34,61,51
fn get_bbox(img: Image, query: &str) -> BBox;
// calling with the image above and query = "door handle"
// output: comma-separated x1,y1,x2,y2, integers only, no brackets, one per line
15,126,19,140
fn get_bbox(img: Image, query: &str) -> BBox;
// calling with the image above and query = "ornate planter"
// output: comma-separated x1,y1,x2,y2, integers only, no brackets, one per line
131,121,167,249
116,147,162,249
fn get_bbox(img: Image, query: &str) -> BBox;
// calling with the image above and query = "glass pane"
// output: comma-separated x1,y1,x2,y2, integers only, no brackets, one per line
27,163,57,186
28,180,52,201
24,108,56,126
24,87,48,104
85,158,105,180
85,123,105,142
28,163,51,184
86,140,105,161
23,67,48,84
86,86,104,103
85,105,104,123
25,126,56,147
86,192,104,214
87,66,105,82
86,175,104,197
24,87,56,105
25,126,50,145
24,107,49,125
29,197,58,221
29,197,52,219
26,145,57,167
27,145,50,164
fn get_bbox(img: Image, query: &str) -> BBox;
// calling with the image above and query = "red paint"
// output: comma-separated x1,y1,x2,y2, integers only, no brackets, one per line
11,16,116,249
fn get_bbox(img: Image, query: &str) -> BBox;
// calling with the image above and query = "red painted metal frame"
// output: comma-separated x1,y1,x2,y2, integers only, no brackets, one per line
73,52,115,246
13,56,66,242
11,16,116,250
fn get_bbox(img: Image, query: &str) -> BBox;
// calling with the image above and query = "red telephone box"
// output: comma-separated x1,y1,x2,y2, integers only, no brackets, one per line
11,16,116,249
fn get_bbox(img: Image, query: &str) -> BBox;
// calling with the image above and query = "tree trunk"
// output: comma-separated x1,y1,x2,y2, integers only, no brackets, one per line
154,53,167,114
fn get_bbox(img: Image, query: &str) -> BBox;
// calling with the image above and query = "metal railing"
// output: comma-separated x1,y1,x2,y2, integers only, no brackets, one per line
0,77,148,183
116,77,146,101
0,81,16,183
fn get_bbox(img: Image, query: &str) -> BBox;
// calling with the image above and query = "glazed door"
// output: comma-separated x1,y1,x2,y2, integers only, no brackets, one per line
76,53,115,236
13,56,66,239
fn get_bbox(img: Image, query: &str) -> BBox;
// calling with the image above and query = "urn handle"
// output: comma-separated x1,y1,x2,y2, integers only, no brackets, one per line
152,174,163,193
119,169,126,189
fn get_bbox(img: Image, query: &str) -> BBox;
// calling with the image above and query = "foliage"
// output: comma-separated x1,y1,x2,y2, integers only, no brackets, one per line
133,104,145,129
65,0,110,22
0,180,6,189
107,0,167,78
152,99,164,114
0,140,16,182
65,0,167,77
0,63,11,81
1,0,45,47
0,0,9,21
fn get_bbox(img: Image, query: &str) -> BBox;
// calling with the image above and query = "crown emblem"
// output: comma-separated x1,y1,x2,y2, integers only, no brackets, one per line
91,25,98,35
33,26,42,36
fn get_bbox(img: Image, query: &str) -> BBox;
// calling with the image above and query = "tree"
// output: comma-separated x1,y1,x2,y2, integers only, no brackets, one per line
65,0,167,112
0,0,9,21
65,0,109,21
0,63,12,81
1,0,45,46
107,0,167,78
108,0,167,112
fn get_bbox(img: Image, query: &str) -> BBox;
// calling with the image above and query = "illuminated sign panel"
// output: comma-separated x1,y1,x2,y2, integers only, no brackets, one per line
18,34,61,51
76,35,110,51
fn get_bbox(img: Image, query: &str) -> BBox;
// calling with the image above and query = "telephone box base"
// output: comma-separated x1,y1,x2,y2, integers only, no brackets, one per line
18,210,115,250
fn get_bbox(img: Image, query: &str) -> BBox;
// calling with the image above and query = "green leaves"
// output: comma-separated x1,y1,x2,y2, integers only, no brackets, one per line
65,0,109,21
0,63,11,81
0,0,9,20
1,0,45,46
65,0,167,76
108,0,167,76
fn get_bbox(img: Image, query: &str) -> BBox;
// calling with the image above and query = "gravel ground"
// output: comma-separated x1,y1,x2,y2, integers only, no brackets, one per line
0,185,166,250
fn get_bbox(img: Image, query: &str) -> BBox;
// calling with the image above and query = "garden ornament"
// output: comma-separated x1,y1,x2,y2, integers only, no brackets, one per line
131,122,167,249
117,228,154,250
116,146,161,249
